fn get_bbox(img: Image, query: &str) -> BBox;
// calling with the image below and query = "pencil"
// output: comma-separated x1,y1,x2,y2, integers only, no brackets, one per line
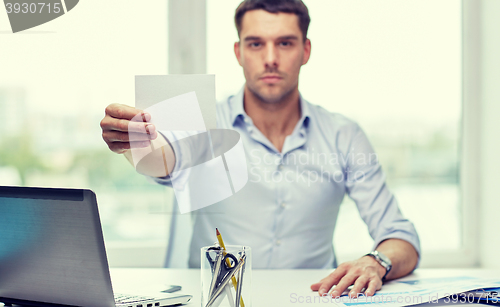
216,228,245,307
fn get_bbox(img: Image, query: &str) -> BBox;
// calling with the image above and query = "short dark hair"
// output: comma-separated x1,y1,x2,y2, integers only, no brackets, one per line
234,0,311,42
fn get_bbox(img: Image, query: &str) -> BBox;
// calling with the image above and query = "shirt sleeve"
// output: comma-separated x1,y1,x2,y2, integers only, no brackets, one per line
148,130,214,190
341,123,421,267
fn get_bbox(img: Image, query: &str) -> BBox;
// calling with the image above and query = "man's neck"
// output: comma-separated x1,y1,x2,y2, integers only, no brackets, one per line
243,85,301,152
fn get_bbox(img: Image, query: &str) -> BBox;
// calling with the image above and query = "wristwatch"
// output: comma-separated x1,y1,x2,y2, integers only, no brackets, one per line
365,251,392,281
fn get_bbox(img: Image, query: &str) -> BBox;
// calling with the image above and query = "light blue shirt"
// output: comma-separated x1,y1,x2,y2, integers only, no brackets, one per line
154,87,420,269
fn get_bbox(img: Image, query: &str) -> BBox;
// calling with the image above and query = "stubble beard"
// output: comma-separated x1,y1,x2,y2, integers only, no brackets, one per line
247,79,297,106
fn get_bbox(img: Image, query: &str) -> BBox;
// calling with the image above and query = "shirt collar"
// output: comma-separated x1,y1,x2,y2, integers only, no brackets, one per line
230,86,311,128
230,86,246,125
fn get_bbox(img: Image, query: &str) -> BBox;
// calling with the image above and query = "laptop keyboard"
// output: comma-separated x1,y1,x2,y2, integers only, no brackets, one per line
114,293,159,306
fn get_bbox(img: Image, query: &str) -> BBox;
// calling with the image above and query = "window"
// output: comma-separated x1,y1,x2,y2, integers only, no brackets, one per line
207,0,462,264
0,1,171,267
1,0,466,268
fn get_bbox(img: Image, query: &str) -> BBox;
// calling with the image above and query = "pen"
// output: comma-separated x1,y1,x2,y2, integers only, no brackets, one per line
216,228,245,307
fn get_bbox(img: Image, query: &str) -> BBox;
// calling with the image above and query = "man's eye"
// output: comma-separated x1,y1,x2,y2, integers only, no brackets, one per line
249,42,261,48
280,41,292,47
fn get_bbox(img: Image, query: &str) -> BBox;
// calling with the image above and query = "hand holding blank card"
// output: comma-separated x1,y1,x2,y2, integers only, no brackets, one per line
131,75,248,213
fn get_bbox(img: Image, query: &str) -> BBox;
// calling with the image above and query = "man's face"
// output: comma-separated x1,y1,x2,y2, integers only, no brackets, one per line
235,10,311,104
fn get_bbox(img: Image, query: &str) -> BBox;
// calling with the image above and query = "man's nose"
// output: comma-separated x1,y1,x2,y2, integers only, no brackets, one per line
264,43,279,69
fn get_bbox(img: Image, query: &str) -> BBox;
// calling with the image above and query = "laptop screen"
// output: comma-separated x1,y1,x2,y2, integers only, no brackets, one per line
0,186,115,307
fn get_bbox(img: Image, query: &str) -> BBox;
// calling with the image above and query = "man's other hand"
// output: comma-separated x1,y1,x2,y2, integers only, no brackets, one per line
310,256,386,298
100,104,158,154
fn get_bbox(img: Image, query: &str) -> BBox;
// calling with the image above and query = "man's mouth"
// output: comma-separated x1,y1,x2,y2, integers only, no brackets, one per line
260,75,283,84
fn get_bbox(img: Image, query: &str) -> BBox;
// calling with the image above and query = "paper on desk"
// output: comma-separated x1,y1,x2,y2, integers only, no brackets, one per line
311,276,500,307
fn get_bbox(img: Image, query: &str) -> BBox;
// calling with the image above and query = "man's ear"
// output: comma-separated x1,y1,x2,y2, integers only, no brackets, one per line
302,38,311,65
234,41,243,67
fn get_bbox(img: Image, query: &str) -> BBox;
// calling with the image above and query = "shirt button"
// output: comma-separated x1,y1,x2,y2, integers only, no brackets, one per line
276,240,282,246
277,164,283,171
280,202,286,209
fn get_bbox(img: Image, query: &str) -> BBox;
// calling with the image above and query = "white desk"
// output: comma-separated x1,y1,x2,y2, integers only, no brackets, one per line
109,268,500,307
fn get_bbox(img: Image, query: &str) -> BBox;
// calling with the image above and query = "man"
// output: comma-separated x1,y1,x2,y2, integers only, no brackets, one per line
100,0,420,298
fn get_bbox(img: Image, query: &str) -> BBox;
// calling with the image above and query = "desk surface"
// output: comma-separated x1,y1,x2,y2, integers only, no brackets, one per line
0,268,497,306
109,268,500,307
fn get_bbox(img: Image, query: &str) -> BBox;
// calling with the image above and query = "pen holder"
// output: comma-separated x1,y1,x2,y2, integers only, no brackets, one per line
201,245,252,307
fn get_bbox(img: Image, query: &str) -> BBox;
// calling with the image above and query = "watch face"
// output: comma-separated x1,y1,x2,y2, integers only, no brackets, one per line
377,251,392,267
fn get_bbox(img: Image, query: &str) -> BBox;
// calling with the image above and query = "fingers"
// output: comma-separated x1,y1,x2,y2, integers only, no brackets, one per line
310,282,321,291
349,275,369,298
105,103,149,121
310,276,329,291
330,273,358,298
101,103,155,133
100,116,156,134
101,104,162,154
315,266,347,296
313,261,384,299
364,278,382,297
102,130,158,143
102,123,158,155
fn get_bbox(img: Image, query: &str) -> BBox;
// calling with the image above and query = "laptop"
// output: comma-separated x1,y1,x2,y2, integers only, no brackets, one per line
0,186,192,307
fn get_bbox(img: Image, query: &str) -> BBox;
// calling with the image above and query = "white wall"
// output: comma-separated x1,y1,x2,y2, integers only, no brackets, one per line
479,0,500,268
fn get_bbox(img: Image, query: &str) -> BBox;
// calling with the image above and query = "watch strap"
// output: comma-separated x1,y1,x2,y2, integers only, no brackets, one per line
365,251,392,281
